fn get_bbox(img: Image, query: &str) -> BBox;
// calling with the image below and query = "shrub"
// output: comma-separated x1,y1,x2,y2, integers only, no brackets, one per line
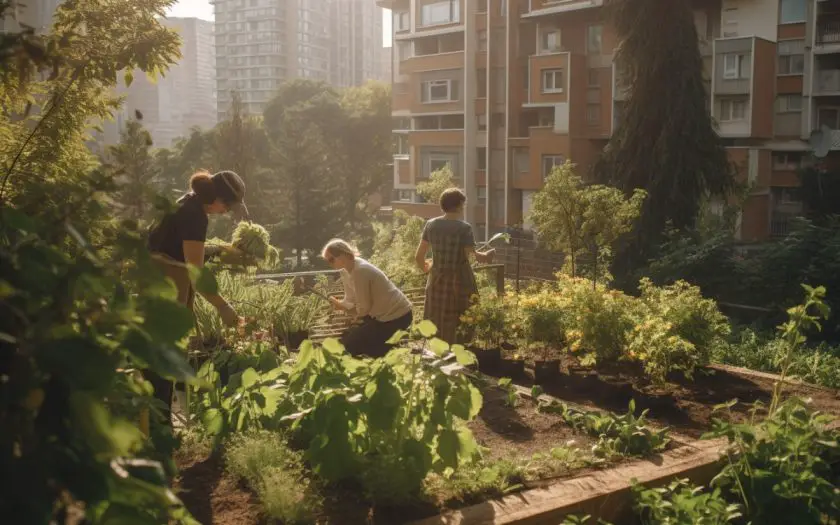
628,315,700,383
515,289,565,358
638,278,730,365
459,294,514,350
225,431,321,524
555,275,638,366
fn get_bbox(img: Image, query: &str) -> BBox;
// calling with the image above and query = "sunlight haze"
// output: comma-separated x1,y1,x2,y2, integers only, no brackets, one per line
166,0,392,46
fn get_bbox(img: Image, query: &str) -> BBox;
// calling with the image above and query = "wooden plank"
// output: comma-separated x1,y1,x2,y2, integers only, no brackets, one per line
407,438,728,525
709,364,839,395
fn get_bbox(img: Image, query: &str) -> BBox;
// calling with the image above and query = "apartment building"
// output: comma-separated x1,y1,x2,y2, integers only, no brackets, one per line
379,0,829,243
0,0,60,33
215,0,388,118
330,0,386,87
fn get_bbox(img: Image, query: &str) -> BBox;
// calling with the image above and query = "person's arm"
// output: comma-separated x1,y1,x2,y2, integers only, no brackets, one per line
414,240,432,273
329,271,356,312
353,268,373,319
464,245,496,264
183,240,239,326
415,221,432,273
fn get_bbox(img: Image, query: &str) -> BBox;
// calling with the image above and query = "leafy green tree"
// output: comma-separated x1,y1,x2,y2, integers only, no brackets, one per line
338,81,393,232
370,210,427,288
594,0,734,281
0,0,201,522
416,164,456,204
109,118,156,221
529,162,645,283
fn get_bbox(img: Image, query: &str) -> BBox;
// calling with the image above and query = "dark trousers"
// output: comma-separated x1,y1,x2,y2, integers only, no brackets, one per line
341,312,413,358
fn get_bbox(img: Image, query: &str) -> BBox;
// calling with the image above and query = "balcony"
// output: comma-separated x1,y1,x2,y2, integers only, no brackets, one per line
814,69,840,94
400,51,464,74
816,19,840,53
524,0,604,17
394,156,411,187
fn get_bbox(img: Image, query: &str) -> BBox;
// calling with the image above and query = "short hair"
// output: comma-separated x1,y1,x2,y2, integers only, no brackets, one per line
439,188,466,213
321,238,359,260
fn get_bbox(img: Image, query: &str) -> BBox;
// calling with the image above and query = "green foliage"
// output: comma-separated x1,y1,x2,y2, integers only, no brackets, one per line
541,400,670,459
529,161,645,283
230,220,280,266
459,293,517,350
713,328,840,389
225,431,322,524
704,398,840,524
633,478,742,524
109,118,157,221
286,328,483,503
416,164,456,204
497,378,519,408
0,0,202,521
370,209,427,288
595,0,734,280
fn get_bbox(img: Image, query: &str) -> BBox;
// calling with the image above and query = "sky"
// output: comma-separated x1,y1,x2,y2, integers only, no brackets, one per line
166,0,392,47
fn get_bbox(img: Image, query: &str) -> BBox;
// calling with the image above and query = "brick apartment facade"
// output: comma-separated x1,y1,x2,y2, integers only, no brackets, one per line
377,0,834,243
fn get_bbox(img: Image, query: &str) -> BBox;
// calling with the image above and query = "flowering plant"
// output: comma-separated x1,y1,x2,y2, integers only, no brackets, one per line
516,289,566,360
459,294,516,350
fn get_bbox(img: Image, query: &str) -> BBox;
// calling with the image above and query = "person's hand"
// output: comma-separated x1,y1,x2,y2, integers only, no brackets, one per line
423,260,433,273
484,248,496,262
329,296,344,310
218,302,240,328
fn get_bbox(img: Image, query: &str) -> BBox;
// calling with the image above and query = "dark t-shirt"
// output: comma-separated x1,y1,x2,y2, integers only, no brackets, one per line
148,195,208,262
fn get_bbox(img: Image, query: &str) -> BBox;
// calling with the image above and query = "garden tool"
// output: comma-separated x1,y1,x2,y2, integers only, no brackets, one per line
477,232,511,251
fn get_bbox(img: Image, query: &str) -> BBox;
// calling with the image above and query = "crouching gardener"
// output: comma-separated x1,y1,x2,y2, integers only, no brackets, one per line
322,239,413,357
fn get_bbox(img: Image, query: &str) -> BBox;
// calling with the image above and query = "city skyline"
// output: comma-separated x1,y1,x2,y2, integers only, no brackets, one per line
166,0,392,46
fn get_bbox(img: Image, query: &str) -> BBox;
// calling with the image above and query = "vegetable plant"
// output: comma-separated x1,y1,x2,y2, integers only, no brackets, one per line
633,478,742,524
231,221,281,266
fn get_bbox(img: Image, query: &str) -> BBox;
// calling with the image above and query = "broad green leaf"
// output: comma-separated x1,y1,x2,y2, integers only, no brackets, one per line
322,338,344,355
99,502,159,525
457,427,480,462
416,320,437,338
194,267,218,295
452,344,477,366
437,428,460,467
140,297,194,342
241,367,258,388
428,337,449,356
386,329,409,344
201,408,224,435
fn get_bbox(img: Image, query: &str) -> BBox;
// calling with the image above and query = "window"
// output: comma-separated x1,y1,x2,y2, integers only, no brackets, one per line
396,190,414,202
429,158,450,173
779,0,806,24
477,187,487,202
722,53,750,79
514,149,529,174
538,110,555,127
477,0,487,13
421,79,458,103
477,69,487,97
772,152,803,170
818,107,840,129
587,25,602,54
777,40,804,75
397,41,412,61
420,0,459,27
586,104,600,125
542,155,565,180
477,114,487,131
776,94,803,113
395,11,410,31
477,147,487,170
541,69,564,92
478,30,487,51
719,99,747,121
426,151,459,176
540,28,561,53
587,68,599,87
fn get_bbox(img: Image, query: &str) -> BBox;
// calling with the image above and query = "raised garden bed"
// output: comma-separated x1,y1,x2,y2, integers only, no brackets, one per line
483,354,840,439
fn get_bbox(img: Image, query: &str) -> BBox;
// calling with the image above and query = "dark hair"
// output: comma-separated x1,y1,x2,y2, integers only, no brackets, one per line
188,170,246,205
439,187,466,213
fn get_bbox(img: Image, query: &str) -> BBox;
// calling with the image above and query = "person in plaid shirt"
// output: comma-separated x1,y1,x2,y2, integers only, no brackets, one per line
414,188,495,343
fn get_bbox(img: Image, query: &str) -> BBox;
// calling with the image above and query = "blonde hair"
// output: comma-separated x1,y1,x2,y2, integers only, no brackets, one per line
321,238,359,260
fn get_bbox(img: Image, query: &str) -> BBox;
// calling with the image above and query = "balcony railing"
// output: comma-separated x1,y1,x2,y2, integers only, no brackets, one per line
817,20,840,45
770,212,799,238
816,69,840,92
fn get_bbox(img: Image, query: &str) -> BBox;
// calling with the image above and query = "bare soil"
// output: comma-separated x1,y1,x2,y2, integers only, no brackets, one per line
515,356,840,438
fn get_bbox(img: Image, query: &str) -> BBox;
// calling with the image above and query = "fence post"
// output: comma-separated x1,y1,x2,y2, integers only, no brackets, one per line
495,264,505,296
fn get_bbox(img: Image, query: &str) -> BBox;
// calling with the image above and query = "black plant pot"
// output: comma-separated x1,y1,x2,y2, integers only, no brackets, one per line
475,347,502,374
534,359,561,385
501,358,525,378
285,330,310,350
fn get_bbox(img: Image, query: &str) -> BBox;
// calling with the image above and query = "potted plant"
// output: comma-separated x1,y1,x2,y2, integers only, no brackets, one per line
460,295,511,374
520,290,564,384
